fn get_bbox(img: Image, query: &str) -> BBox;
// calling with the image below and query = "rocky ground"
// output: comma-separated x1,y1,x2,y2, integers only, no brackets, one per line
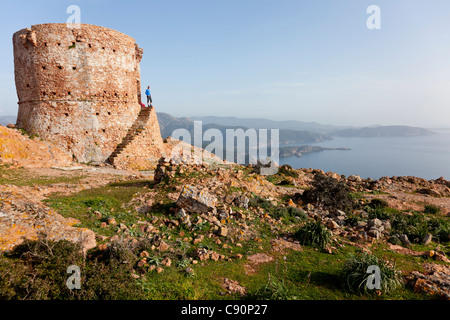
0,156,449,300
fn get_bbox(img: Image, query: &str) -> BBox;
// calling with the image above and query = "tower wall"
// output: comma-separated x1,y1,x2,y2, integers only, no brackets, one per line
13,23,145,163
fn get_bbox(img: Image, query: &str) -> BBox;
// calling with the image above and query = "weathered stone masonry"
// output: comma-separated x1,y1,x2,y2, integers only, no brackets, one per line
13,23,166,168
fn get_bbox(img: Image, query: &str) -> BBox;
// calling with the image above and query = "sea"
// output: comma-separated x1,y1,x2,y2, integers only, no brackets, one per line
280,129,450,180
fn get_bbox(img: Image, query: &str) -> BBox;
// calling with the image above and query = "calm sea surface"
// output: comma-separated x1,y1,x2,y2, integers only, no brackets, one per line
280,129,450,180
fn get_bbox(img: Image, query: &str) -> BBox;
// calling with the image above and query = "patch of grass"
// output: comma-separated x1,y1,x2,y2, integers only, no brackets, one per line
341,250,403,295
0,167,86,187
249,196,307,223
366,206,392,220
293,220,332,249
367,198,389,209
344,212,363,226
44,182,147,236
247,273,293,300
390,211,449,244
278,165,299,178
423,204,441,215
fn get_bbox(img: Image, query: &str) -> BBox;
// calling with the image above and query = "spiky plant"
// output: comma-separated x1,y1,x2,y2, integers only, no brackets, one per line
341,251,403,295
293,220,332,249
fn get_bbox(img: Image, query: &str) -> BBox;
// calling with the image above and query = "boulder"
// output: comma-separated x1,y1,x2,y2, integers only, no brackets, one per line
177,185,217,214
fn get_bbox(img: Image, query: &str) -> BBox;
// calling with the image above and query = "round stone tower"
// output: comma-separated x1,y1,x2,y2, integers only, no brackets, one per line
13,23,150,163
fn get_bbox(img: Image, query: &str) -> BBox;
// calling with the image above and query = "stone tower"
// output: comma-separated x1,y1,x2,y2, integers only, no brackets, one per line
13,23,166,168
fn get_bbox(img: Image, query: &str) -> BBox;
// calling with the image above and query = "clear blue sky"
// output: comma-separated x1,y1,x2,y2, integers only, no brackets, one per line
1,0,450,127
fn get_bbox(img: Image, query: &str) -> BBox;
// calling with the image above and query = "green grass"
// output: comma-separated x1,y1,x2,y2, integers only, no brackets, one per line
44,182,150,237
0,167,87,187
423,204,441,215
389,211,449,244
249,196,307,223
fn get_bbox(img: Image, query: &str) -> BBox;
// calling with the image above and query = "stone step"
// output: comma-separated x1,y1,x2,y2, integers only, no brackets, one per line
108,109,151,163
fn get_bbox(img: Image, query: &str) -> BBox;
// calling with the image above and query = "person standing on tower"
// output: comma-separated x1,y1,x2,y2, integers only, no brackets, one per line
145,86,152,107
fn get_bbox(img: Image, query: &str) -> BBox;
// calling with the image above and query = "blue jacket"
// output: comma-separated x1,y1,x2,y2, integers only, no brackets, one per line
145,89,151,96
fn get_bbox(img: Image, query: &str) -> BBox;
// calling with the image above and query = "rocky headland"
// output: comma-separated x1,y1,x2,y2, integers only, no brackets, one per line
0,127,449,300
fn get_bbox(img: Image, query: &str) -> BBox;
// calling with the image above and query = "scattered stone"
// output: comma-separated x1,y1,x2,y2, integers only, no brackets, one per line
161,257,172,267
327,220,339,230
367,229,381,240
193,235,204,244
367,218,383,229
348,175,362,182
398,234,412,247
156,267,164,273
355,221,367,229
107,217,117,226
210,252,220,261
98,243,108,251
137,258,148,268
185,267,195,275
423,233,433,245
93,211,102,218
218,226,228,237
119,223,127,230
423,250,435,258
158,240,170,252
221,278,247,296
233,195,250,209
196,248,210,261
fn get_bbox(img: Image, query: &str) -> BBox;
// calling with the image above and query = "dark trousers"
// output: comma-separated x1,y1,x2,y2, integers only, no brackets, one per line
147,95,152,106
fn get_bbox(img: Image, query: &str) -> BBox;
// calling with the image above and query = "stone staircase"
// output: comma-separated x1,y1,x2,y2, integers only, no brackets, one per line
107,106,152,163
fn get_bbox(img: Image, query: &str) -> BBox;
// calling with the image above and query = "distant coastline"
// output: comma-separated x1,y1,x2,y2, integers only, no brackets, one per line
279,145,350,158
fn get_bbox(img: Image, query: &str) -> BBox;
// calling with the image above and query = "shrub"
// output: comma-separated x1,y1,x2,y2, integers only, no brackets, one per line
428,217,449,243
0,238,145,300
344,212,363,226
424,205,441,215
278,165,299,178
367,198,389,209
302,174,355,212
341,251,403,295
366,206,391,220
293,220,332,249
